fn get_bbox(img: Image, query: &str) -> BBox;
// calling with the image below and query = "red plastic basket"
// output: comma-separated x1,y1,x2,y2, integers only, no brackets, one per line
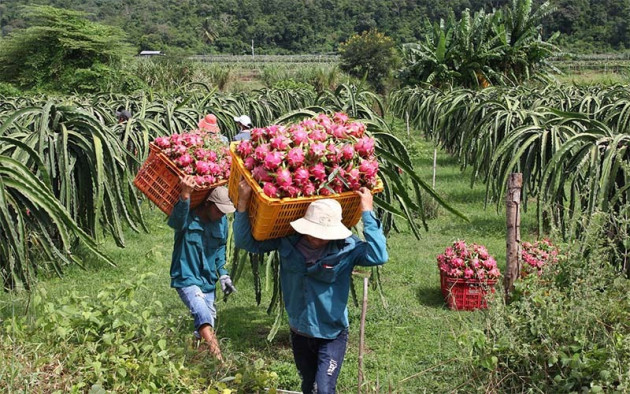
228,142,383,241
133,143,227,215
440,271,497,311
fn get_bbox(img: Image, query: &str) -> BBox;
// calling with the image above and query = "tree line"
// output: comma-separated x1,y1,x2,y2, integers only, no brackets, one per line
0,0,628,54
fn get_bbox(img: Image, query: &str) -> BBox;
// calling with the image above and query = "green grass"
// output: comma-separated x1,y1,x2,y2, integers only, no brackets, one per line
553,70,630,86
0,134,539,392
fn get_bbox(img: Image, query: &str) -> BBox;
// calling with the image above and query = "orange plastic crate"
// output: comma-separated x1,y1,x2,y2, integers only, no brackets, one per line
228,142,383,241
133,143,227,215
441,271,497,311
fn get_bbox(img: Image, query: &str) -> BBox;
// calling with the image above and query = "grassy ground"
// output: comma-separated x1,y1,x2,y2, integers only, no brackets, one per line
0,134,539,393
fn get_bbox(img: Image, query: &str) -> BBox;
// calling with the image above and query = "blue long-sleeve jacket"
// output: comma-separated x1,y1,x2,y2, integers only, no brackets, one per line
168,198,228,293
233,210,388,339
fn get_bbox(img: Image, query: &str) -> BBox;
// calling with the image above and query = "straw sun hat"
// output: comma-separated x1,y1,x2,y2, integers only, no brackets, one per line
290,199,352,240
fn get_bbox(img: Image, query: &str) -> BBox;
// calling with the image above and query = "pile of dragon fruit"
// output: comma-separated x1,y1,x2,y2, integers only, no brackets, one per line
437,240,501,280
235,112,379,198
153,131,231,187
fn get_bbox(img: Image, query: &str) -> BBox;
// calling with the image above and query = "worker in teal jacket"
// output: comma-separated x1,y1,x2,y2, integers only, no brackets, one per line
233,179,388,393
168,176,236,361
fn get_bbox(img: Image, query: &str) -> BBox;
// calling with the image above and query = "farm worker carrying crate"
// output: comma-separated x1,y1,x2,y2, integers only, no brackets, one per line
168,176,236,361
233,179,388,393
233,114,253,141
199,113,229,144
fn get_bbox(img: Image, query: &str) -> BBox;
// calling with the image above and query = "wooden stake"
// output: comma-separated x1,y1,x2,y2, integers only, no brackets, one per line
358,277,368,394
405,111,410,138
432,148,437,189
505,173,522,302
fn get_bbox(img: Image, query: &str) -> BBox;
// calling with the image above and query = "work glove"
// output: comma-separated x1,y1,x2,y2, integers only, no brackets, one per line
219,275,236,296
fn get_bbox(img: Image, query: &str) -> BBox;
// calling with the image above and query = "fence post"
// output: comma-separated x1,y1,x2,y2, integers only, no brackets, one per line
505,173,522,302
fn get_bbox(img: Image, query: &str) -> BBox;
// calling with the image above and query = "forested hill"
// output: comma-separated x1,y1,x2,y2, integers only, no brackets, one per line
0,0,628,54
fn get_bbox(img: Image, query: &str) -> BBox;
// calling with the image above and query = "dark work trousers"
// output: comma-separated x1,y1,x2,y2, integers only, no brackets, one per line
290,328,349,394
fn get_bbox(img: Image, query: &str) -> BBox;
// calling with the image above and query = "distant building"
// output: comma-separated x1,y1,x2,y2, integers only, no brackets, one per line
138,50,165,57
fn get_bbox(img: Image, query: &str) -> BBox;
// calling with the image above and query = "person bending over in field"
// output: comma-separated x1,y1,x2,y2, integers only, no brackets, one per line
233,179,388,393
168,176,237,361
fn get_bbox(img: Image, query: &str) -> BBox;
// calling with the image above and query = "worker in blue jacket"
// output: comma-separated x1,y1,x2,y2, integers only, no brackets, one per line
168,176,236,361
233,179,388,393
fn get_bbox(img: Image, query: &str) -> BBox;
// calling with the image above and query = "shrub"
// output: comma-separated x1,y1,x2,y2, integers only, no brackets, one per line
459,241,630,392
0,273,280,392
0,5,132,92
0,82,21,96
338,29,399,93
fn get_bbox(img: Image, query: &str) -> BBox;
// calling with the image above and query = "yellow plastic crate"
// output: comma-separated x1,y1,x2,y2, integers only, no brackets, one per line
228,142,383,241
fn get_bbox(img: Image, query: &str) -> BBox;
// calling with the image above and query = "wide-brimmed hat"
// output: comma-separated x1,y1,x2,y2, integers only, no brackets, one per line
233,115,252,128
206,186,236,214
199,114,220,133
290,199,352,240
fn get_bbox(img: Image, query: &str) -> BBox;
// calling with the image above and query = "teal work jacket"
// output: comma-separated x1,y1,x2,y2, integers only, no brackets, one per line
168,198,228,293
234,210,388,339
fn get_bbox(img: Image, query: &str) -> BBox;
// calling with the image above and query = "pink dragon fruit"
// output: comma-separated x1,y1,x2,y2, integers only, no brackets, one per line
270,135,291,151
244,156,257,170
319,188,332,196
310,163,327,182
266,125,283,139
347,122,366,138
250,128,267,142
170,144,187,157
341,144,355,160
207,150,218,162
346,168,360,182
275,168,293,188
287,147,305,167
488,268,501,278
355,136,375,157
175,153,193,168
195,161,211,175
281,185,300,198
263,151,284,170
252,166,272,183
315,113,333,128
309,142,326,158
333,112,349,124
263,182,279,198
289,126,309,145
236,140,253,157
155,137,170,149
326,143,341,162
302,181,316,196
253,144,271,161
193,148,208,160
293,167,310,186
308,128,328,142
170,134,183,146
207,162,221,176
359,159,379,178
301,119,317,129
330,124,348,139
